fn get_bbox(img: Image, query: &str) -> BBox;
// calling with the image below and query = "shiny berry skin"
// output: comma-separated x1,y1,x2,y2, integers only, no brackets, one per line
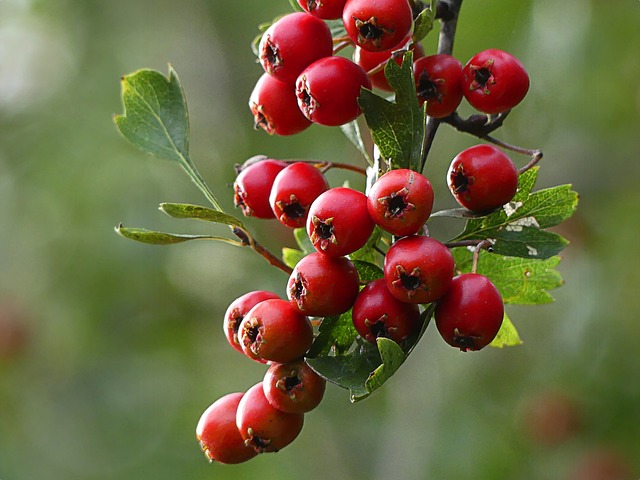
461,49,530,114
367,168,434,237
269,162,330,228
259,12,334,85
353,36,425,92
448,144,519,212
296,56,371,126
342,0,413,52
236,382,304,453
249,73,312,136
435,273,504,351
233,158,287,218
238,299,313,363
223,290,280,360
307,187,375,257
263,360,326,414
196,392,258,464
413,54,464,118
287,252,360,317
384,235,455,304
297,0,347,20
352,278,421,344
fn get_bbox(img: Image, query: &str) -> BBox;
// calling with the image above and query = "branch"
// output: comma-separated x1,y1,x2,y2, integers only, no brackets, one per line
232,227,293,275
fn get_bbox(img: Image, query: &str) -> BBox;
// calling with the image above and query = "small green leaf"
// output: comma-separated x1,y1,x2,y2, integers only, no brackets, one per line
452,248,564,305
349,226,383,264
115,225,240,246
490,312,523,348
364,338,407,394
282,247,306,269
412,2,435,43
359,51,424,171
293,227,314,254
288,0,304,12
340,120,374,167
307,312,359,358
159,203,245,229
352,260,384,283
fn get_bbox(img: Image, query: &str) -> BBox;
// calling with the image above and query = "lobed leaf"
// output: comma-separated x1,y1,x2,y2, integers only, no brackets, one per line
352,260,384,283
412,1,436,43
490,312,523,348
307,312,359,358
340,120,374,167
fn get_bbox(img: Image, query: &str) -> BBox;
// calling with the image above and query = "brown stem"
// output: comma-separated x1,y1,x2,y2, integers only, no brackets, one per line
232,227,293,275
472,239,492,273
333,40,352,55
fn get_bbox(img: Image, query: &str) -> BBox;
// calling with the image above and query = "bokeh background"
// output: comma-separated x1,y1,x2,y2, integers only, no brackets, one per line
1,0,639,479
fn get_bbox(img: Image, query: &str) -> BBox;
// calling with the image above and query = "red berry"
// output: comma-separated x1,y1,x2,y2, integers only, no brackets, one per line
263,360,326,414
223,290,280,360
352,278,422,344
383,235,454,304
238,299,313,363
354,36,425,92
287,252,360,317
413,54,464,118
233,157,287,218
306,187,375,257
367,168,434,237
259,12,334,85
297,0,347,20
461,49,530,114
435,273,504,351
296,56,371,126
269,162,330,228
249,73,312,136
447,144,519,212
236,382,304,453
196,392,258,464
342,0,413,52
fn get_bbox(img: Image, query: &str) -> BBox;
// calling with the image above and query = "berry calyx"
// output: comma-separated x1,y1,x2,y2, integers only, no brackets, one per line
263,360,327,414
233,158,287,218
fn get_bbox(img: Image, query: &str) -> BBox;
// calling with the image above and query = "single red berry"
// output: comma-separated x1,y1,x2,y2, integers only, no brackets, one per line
238,299,313,363
196,392,258,464
296,56,371,127
352,278,422,344
413,54,464,118
263,360,326,414
383,235,454,304
435,273,504,351
306,187,375,257
236,382,305,453
287,251,360,317
297,0,348,20
342,0,413,52
447,144,519,212
249,73,312,136
461,49,530,114
269,162,330,228
354,35,425,92
259,12,334,85
233,157,287,218
223,290,280,361
367,168,434,237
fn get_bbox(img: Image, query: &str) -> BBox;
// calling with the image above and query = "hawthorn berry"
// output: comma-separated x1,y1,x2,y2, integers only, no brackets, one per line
249,73,312,136
287,251,360,317
461,49,530,114
263,360,326,414
296,56,371,126
233,157,287,218
223,290,280,360
238,298,313,363
447,144,519,212
367,168,434,237
306,187,375,257
413,54,464,118
196,392,258,464
269,162,330,228
352,278,421,344
297,0,347,20
383,235,454,304
434,273,504,351
236,382,305,453
342,0,413,52
258,12,334,85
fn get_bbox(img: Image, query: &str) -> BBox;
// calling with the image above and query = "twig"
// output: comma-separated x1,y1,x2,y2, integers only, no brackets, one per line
232,227,293,275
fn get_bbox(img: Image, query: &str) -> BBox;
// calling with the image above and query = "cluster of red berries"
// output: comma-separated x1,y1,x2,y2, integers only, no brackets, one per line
250,0,530,135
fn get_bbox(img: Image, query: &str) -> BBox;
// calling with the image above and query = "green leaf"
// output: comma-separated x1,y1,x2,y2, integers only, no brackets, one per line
412,1,436,43
451,248,564,305
293,227,314,254
307,312,359,358
349,226,383,264
364,338,407,394
115,225,240,246
282,247,306,269
340,120,374,167
490,312,523,348
288,0,304,12
359,51,424,171
352,260,384,283
159,203,245,229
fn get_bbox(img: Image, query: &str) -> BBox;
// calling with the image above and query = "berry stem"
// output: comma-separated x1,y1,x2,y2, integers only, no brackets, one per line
471,239,492,273
232,227,293,275
481,135,543,174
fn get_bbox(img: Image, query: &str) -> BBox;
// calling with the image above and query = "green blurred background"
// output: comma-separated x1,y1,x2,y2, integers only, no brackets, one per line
1,0,638,479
